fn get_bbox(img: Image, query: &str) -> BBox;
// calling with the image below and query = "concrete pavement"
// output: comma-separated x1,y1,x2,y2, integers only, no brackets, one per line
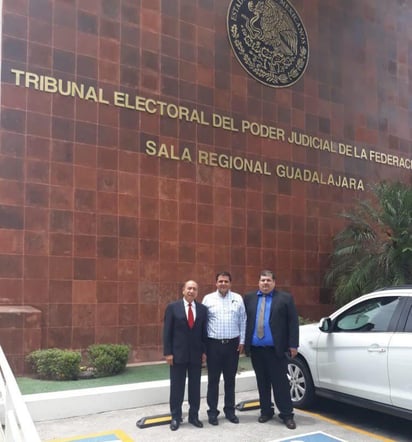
34,389,396,442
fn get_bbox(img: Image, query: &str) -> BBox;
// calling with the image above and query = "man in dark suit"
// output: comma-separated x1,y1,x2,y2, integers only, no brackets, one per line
244,270,299,430
163,280,208,431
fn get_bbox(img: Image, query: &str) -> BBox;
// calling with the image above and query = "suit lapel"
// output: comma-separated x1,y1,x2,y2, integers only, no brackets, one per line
269,291,278,321
252,293,259,316
178,299,188,325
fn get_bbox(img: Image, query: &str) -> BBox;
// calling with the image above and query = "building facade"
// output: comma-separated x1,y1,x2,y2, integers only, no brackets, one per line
0,0,411,374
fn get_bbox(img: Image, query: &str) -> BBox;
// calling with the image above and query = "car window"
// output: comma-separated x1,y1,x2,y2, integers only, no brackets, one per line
404,306,412,332
335,297,400,332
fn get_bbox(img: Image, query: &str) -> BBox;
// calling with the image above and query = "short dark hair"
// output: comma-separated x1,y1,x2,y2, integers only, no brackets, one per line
260,270,275,280
216,271,232,282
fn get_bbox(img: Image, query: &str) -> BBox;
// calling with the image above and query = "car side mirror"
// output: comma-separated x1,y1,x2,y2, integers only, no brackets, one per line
319,317,332,332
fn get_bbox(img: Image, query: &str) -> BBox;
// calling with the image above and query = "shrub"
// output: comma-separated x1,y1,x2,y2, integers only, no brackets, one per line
26,348,81,380
87,344,129,377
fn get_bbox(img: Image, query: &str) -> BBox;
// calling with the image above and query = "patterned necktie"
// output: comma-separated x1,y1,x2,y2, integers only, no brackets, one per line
188,302,194,328
257,295,266,338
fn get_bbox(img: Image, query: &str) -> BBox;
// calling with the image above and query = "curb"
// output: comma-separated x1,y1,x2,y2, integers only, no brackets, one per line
25,371,257,422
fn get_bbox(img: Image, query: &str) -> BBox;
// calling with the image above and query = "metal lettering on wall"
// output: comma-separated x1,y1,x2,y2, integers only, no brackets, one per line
227,0,309,87
10,68,412,191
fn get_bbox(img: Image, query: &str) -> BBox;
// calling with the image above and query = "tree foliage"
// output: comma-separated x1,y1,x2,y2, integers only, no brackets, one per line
325,182,412,306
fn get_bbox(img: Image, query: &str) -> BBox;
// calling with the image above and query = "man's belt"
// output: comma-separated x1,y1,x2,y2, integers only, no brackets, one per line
208,337,239,344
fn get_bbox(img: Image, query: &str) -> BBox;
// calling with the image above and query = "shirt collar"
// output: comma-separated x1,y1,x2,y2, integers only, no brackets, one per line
257,290,273,297
216,290,231,298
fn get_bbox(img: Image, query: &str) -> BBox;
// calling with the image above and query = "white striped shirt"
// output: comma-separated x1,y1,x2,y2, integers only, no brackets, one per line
202,290,246,344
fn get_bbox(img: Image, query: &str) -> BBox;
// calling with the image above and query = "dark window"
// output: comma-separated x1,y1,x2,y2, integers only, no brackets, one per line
335,297,400,333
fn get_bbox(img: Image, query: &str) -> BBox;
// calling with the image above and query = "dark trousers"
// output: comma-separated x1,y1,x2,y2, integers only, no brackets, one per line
250,346,293,420
169,362,201,421
206,338,239,417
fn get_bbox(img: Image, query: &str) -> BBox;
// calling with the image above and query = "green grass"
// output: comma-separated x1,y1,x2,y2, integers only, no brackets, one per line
17,356,253,395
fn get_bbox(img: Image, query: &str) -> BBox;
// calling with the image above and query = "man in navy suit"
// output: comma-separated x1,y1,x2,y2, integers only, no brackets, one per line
244,270,299,430
163,280,208,431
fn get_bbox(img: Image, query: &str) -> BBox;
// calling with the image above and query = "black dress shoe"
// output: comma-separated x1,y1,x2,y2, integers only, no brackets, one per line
225,414,239,424
208,416,218,425
283,417,296,429
188,417,203,428
170,419,180,431
258,415,273,423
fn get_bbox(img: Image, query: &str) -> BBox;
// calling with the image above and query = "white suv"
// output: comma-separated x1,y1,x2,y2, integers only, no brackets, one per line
288,286,412,420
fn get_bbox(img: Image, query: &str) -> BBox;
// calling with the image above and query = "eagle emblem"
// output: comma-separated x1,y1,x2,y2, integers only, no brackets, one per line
227,0,309,87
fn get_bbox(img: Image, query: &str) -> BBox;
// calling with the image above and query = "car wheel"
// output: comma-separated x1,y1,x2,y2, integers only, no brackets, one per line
288,357,315,408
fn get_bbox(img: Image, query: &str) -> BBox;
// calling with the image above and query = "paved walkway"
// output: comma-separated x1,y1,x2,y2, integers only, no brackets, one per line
35,390,395,442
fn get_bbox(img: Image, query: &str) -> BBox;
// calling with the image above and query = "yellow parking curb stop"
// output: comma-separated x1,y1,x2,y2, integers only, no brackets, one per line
136,413,172,428
235,399,260,411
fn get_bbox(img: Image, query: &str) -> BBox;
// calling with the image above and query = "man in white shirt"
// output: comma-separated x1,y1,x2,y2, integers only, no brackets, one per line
202,272,246,425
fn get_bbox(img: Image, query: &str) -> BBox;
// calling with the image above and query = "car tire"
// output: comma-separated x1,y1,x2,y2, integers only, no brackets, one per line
288,356,315,408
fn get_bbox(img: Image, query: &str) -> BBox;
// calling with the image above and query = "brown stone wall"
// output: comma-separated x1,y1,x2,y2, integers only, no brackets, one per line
0,0,411,374
0,306,42,373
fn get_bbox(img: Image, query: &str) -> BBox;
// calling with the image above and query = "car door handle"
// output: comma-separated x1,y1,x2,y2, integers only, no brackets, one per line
367,346,386,353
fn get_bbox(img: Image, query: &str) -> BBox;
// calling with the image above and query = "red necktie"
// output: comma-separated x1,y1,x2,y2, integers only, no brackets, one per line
188,302,194,328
